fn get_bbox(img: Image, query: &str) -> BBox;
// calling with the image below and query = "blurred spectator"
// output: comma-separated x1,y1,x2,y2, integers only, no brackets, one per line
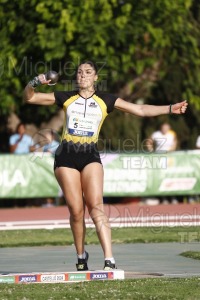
42,130,60,155
146,122,178,204
40,129,60,208
196,135,200,149
9,122,34,154
147,122,177,153
33,129,60,155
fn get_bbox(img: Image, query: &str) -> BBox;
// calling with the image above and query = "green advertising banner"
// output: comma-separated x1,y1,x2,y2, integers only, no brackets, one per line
0,151,200,198
0,153,60,198
102,150,200,196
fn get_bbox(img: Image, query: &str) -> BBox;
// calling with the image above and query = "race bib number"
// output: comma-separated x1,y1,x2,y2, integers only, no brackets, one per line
68,116,97,136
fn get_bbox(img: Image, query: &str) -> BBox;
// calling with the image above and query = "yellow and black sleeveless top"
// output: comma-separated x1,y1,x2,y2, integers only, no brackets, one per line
54,91,118,151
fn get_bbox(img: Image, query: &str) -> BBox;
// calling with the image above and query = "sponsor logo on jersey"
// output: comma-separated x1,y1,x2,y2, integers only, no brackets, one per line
69,129,94,136
40,274,65,282
89,102,97,108
90,272,108,280
19,275,37,283
75,102,84,105
71,110,84,116
73,117,79,122
85,112,101,117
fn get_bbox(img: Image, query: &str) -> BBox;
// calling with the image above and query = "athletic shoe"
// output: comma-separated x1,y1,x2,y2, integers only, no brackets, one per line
103,260,117,270
76,251,89,271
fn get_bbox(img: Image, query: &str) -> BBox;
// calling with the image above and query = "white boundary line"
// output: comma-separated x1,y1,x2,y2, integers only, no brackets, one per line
0,215,200,230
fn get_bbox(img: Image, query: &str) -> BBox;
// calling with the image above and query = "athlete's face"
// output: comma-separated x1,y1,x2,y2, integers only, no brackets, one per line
77,64,98,90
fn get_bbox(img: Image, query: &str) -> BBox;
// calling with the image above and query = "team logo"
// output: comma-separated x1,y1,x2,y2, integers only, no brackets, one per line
89,102,97,108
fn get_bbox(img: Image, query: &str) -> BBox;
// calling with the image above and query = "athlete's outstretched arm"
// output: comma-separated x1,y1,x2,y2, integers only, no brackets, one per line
114,98,188,117
23,74,55,105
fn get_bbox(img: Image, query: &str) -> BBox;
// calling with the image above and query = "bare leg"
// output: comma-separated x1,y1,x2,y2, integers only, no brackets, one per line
54,167,86,255
81,163,113,258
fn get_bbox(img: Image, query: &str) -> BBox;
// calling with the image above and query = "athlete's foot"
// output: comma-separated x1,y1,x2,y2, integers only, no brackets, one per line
76,251,89,271
103,260,117,270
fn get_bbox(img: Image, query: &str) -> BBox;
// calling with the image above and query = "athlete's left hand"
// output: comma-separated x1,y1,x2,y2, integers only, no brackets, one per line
171,100,188,114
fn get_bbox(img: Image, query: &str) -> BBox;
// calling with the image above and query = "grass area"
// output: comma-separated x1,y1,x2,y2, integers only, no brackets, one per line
0,278,200,300
1,228,199,299
0,226,200,247
180,251,200,261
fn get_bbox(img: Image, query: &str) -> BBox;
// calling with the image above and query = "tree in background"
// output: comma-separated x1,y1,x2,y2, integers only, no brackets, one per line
0,0,199,151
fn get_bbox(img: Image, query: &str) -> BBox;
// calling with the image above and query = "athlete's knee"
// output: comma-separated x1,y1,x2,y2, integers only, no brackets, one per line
70,209,84,222
88,203,106,221
90,208,110,232
87,197,103,212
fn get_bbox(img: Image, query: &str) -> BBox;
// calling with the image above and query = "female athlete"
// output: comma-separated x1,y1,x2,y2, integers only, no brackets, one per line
23,61,188,271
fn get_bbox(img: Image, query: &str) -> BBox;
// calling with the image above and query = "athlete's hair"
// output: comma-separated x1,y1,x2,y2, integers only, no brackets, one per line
77,61,98,74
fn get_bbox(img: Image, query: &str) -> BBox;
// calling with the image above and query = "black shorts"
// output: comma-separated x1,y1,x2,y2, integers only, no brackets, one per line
54,143,102,172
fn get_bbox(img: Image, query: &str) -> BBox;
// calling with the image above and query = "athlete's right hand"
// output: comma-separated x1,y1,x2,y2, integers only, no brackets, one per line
38,74,51,85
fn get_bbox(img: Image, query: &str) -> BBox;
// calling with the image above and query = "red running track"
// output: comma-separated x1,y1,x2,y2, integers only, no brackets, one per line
0,203,199,222
0,203,200,230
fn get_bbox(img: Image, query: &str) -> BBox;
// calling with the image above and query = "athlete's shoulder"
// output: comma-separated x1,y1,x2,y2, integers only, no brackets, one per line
95,91,118,101
54,90,78,108
95,91,118,113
